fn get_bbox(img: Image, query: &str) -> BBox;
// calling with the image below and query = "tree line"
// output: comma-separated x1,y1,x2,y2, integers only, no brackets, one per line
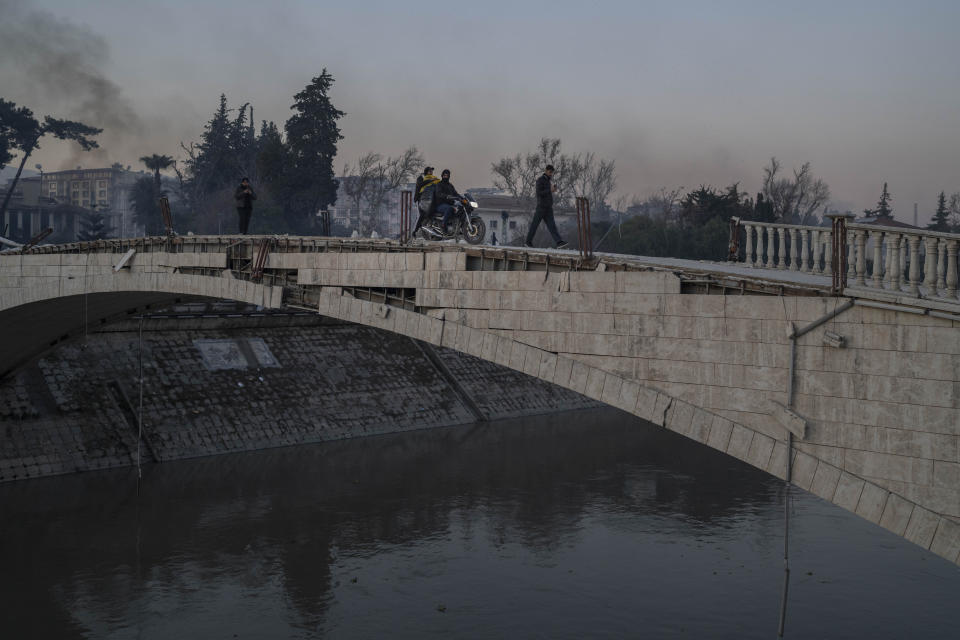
151,70,345,235
0,70,347,240
5,85,960,249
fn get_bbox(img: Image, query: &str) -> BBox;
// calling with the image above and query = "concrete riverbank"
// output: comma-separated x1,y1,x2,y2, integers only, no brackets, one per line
0,306,596,482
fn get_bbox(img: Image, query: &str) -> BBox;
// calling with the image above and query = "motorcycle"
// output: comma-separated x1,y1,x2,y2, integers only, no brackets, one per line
418,193,486,245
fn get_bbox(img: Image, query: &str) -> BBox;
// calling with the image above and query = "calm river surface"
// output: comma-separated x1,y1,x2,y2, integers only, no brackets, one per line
1,408,958,638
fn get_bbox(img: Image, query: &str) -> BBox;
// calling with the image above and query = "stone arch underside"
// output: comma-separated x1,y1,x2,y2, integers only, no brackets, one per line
0,272,282,379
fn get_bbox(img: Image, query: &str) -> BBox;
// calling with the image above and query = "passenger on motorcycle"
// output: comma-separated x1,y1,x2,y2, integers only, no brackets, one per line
435,169,462,232
413,166,438,233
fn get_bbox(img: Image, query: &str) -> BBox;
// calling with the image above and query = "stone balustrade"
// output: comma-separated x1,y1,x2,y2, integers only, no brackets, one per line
739,221,960,303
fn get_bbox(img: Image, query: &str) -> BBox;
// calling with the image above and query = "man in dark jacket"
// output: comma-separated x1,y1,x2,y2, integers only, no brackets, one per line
524,164,567,249
435,169,462,232
234,177,257,234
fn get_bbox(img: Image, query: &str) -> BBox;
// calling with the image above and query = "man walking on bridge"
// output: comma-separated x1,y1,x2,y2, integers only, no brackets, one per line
235,177,257,234
525,164,567,249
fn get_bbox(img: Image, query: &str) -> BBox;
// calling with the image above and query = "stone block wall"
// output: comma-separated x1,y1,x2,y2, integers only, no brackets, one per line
0,317,596,483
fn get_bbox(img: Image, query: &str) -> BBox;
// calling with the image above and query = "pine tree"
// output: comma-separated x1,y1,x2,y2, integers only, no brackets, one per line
927,191,950,232
77,207,112,241
873,182,893,219
183,94,241,202
284,70,345,232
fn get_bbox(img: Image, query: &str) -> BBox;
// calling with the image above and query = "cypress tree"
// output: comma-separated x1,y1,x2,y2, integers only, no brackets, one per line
927,191,949,232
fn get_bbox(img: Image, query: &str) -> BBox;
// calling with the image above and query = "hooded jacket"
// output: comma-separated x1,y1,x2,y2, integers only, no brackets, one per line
435,177,461,204
416,173,439,202
235,183,257,210
535,173,553,210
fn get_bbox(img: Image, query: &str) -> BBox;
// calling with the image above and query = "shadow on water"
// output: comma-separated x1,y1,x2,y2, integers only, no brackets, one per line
1,407,958,638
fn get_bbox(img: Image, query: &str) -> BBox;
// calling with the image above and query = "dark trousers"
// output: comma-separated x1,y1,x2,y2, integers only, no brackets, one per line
525,206,562,245
237,208,252,234
412,204,427,233
437,203,456,230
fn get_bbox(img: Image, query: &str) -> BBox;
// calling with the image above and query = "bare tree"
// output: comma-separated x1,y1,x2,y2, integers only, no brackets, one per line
761,157,830,225
341,146,423,235
491,138,617,213
491,152,540,211
585,157,617,214
340,151,380,232
638,186,684,222
365,146,423,233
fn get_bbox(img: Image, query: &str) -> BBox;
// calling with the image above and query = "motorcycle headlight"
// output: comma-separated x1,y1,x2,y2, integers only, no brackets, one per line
469,201,479,208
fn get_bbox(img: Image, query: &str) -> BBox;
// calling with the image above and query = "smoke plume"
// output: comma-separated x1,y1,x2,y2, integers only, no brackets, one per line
0,1,142,169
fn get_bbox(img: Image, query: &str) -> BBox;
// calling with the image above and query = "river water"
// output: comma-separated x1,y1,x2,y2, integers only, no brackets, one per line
1,408,958,638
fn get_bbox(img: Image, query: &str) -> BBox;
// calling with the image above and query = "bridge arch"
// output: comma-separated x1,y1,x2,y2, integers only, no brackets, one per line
0,267,282,378
2,240,959,566
313,286,960,566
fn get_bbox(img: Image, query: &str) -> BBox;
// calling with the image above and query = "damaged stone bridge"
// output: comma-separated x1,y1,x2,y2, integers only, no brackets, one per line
2,235,960,566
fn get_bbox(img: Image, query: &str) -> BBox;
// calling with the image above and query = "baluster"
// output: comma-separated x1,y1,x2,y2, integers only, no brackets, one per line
922,236,938,296
798,229,809,272
788,228,798,270
765,227,775,268
812,229,822,274
852,230,865,286
753,227,767,269
823,230,833,276
907,234,921,296
871,230,884,289
883,234,895,289
884,233,898,290
777,228,787,269
947,240,959,300
890,233,905,291
743,224,754,265
846,231,856,282
937,239,947,295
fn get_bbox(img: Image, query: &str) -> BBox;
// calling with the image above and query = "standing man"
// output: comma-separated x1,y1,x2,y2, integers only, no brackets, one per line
413,166,436,235
525,164,567,249
235,177,257,234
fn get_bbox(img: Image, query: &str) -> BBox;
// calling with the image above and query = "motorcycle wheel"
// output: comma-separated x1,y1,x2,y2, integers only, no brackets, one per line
463,217,486,245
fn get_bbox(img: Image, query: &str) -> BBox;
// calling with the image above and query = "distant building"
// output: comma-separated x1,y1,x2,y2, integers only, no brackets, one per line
854,212,921,230
2,166,152,242
41,166,144,237
1,176,63,243
469,193,578,246
326,180,415,238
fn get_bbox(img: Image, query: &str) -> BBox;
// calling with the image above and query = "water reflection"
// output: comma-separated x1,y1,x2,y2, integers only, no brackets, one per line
1,408,957,638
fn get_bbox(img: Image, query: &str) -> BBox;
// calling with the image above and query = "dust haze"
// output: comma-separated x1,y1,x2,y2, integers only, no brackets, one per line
3,0,960,220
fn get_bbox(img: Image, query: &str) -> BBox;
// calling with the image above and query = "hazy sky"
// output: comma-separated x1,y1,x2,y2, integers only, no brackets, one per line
2,0,959,221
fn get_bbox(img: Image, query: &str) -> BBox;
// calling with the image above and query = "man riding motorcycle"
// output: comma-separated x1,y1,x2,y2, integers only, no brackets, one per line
435,169,462,232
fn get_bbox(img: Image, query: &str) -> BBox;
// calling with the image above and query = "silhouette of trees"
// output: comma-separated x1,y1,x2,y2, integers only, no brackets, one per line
491,138,618,215
341,147,423,235
175,71,345,234
760,157,830,224
927,191,950,232
0,98,101,221
283,70,345,230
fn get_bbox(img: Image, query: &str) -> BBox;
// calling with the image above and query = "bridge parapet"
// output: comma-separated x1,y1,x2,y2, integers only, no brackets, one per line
739,220,960,309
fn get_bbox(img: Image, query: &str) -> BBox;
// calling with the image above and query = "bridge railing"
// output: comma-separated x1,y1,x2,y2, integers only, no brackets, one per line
737,220,960,302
